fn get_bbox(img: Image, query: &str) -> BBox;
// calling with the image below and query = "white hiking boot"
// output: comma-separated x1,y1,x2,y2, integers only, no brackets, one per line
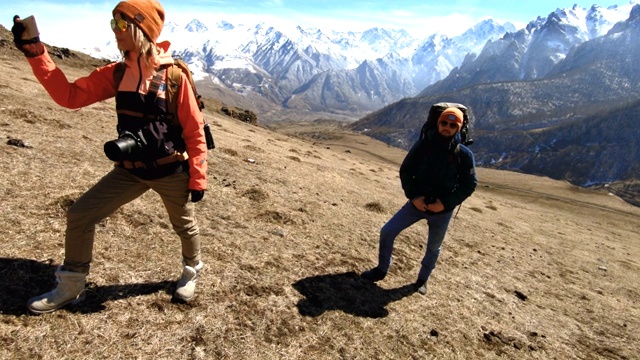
27,267,86,314
174,261,203,302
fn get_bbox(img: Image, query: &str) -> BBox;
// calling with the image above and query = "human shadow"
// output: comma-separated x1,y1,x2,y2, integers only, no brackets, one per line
0,257,174,315
292,271,418,318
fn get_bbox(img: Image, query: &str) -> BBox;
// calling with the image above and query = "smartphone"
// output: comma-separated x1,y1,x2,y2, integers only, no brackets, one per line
21,15,40,40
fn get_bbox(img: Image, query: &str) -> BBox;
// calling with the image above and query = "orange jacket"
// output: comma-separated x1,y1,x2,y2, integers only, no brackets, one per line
27,42,207,190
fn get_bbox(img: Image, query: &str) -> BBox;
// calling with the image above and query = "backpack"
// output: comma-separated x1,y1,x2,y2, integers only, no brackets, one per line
418,102,474,218
419,102,473,146
113,55,215,150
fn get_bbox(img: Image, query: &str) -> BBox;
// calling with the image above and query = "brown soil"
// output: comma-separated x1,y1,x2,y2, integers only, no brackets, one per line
1,37,639,360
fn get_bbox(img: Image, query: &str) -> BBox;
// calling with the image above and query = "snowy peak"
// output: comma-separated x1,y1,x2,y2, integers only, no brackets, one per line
217,20,235,31
460,19,517,44
185,19,208,33
454,19,517,55
607,3,640,33
419,2,638,97
541,1,637,39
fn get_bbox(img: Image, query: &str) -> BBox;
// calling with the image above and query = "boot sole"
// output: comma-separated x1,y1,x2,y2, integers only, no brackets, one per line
27,292,86,315
172,294,196,303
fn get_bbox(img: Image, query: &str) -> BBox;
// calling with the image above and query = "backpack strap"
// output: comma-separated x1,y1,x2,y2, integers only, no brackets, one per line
453,144,463,175
165,64,182,129
452,143,467,219
164,60,207,133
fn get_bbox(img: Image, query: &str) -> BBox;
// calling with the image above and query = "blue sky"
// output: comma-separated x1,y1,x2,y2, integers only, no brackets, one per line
0,0,634,46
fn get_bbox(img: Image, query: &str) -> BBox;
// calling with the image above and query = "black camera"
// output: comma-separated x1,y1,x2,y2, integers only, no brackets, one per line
104,130,148,161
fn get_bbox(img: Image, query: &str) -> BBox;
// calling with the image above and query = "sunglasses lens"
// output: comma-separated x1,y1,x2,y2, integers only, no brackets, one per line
110,19,127,31
439,121,458,129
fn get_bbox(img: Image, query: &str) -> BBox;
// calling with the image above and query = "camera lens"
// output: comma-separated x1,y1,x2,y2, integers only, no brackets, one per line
104,137,139,161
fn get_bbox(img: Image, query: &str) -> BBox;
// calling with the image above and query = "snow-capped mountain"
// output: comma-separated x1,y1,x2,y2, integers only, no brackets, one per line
78,15,514,118
184,19,208,33
76,2,638,121
350,4,640,198
420,2,638,97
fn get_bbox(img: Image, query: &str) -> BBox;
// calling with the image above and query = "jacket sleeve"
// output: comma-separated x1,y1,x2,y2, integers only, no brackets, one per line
440,146,477,210
27,48,117,108
176,73,208,191
399,140,423,200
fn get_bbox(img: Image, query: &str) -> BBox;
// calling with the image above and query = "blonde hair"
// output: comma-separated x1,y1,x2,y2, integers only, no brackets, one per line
120,24,160,69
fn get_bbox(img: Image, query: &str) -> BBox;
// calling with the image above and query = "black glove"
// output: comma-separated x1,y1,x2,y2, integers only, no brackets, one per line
190,190,205,203
12,15,44,57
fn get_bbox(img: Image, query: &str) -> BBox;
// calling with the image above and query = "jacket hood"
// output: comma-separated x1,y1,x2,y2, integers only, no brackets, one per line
123,40,174,70
156,41,174,66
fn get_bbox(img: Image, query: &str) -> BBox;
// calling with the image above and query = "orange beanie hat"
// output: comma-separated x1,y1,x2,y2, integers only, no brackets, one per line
438,107,464,129
113,0,165,43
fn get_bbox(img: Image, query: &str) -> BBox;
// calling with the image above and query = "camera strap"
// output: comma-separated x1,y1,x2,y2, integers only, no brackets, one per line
145,68,167,120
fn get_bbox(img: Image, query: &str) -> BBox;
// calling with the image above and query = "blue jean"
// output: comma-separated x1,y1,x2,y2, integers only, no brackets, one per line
377,201,453,282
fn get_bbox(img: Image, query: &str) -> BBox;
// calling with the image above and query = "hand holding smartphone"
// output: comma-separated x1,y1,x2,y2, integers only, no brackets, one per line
21,15,40,40
12,14,44,57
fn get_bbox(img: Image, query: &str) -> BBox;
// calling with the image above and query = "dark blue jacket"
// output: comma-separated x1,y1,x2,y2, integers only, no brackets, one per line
399,129,477,212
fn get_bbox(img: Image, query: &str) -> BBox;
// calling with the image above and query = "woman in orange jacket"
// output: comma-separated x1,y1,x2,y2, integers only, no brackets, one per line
12,0,208,314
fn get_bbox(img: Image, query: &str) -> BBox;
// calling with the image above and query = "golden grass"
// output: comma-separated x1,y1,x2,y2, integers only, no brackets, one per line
1,44,639,359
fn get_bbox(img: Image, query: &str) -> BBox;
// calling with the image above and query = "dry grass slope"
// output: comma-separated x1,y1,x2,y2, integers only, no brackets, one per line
1,37,639,359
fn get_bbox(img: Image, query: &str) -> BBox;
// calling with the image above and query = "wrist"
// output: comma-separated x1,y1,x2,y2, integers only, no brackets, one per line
19,42,45,58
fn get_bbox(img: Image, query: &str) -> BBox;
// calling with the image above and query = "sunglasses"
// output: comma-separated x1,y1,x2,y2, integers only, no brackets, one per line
438,121,459,130
110,18,128,32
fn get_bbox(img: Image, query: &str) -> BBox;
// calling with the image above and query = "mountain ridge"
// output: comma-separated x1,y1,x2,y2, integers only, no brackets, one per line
65,2,634,122
349,4,640,206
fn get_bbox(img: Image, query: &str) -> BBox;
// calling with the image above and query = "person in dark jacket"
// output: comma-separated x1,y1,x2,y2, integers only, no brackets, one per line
361,107,477,295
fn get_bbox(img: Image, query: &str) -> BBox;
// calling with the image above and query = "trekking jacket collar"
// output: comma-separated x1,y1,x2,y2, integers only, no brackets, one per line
122,40,174,71
156,41,174,66
425,129,459,152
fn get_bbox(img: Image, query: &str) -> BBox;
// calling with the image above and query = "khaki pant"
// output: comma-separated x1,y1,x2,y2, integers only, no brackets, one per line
63,166,201,274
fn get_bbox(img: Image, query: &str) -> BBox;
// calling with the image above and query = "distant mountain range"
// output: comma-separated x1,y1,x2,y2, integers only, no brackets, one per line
77,2,637,124
351,3,640,202
84,12,520,120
